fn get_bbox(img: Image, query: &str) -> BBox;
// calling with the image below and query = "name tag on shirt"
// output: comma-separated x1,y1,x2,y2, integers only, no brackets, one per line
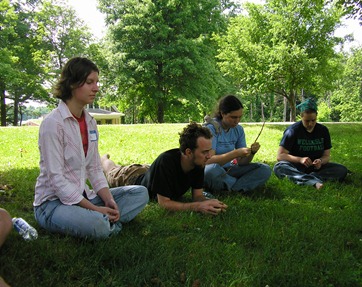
89,130,98,142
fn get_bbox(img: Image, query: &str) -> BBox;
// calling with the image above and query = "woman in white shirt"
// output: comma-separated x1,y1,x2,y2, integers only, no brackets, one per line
34,57,149,239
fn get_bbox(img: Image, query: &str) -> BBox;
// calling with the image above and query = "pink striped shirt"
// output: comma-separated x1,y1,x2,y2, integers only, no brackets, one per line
34,101,108,206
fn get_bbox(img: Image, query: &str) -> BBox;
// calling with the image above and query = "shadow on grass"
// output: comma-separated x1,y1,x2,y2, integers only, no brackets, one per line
0,166,39,216
1,172,361,286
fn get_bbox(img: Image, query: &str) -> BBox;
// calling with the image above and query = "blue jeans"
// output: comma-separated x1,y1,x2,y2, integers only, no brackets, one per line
34,185,149,239
204,163,271,193
273,161,348,186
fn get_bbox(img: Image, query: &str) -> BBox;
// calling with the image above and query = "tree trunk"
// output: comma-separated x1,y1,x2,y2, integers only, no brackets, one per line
132,98,135,124
269,94,274,121
289,91,297,122
156,62,165,123
0,81,6,126
157,101,164,123
250,102,253,121
13,99,19,126
283,97,287,122
19,105,23,126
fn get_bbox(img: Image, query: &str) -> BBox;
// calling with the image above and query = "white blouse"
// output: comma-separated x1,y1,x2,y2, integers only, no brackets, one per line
34,101,108,206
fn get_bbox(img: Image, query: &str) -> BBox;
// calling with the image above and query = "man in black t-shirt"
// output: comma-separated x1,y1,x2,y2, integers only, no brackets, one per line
102,123,227,215
273,98,348,189
137,148,204,200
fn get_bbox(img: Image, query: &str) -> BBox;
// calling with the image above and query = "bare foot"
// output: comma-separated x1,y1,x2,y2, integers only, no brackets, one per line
101,154,110,161
101,154,117,173
315,182,323,190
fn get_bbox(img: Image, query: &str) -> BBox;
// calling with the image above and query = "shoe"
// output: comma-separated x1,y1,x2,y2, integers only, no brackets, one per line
203,191,215,199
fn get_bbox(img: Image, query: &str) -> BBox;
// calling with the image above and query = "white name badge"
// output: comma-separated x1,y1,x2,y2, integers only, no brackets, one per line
89,130,98,142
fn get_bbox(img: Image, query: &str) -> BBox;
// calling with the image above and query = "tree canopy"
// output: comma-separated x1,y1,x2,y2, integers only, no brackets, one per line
1,0,361,125
98,0,235,123
0,0,95,126
214,0,345,121
331,47,362,121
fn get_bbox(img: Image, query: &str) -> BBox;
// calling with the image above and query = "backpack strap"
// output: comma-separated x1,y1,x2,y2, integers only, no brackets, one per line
203,115,221,135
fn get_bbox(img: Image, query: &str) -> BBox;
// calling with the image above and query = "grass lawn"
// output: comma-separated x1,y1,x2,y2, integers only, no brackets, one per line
0,123,361,287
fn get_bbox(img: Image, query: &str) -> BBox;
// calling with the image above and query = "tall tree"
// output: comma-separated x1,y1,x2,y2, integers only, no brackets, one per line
35,0,93,82
99,0,234,123
0,0,95,125
215,0,344,121
0,0,48,126
0,0,17,125
331,47,362,121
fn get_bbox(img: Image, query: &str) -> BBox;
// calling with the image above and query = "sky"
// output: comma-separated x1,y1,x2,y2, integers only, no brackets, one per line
68,0,362,50
68,0,106,40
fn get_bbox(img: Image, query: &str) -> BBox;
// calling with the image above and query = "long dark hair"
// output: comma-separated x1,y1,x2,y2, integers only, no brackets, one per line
53,57,99,102
214,95,243,120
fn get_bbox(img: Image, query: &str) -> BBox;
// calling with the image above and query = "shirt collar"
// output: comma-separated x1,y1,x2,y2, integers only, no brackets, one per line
58,101,93,123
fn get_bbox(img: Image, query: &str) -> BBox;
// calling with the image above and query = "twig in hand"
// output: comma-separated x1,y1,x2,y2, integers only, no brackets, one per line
254,120,266,143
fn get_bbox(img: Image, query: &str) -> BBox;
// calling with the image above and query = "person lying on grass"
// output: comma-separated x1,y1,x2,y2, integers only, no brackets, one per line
273,98,348,190
33,57,149,239
0,208,12,287
101,122,227,215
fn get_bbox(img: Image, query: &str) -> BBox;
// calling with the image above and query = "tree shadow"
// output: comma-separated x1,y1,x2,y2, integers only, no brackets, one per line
0,166,39,215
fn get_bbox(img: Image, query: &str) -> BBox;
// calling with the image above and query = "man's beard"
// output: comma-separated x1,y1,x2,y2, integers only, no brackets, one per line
192,159,205,169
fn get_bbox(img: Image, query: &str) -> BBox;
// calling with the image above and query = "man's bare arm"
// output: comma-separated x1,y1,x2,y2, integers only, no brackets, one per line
157,193,227,215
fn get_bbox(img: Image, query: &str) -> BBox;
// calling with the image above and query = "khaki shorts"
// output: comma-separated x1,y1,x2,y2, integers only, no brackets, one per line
106,164,149,188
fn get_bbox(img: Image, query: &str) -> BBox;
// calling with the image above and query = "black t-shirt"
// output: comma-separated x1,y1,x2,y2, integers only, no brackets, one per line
279,121,332,161
139,149,204,200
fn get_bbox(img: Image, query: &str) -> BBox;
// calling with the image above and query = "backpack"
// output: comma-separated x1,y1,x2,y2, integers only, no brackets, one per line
203,115,221,135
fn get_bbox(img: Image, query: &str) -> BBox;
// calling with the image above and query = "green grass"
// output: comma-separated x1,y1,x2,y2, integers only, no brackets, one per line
0,123,361,287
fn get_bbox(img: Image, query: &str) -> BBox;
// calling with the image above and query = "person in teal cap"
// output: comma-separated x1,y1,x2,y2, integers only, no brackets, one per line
273,98,348,189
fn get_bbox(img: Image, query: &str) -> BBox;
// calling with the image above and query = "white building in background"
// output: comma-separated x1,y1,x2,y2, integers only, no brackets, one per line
86,105,124,125
21,105,124,126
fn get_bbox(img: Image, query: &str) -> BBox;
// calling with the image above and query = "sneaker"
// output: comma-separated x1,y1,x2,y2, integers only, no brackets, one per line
203,191,215,199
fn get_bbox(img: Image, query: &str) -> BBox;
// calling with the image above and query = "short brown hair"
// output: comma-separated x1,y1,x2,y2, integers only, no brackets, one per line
54,57,99,102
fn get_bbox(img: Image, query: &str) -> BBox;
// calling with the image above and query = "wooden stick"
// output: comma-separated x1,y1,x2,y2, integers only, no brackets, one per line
254,120,266,143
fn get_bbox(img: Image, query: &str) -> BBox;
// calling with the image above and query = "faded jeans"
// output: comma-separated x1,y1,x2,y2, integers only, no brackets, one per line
34,185,149,239
204,163,271,193
273,160,348,186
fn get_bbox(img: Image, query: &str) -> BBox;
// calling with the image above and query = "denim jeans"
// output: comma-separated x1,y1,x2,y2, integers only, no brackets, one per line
273,160,348,186
34,185,149,239
204,163,271,193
